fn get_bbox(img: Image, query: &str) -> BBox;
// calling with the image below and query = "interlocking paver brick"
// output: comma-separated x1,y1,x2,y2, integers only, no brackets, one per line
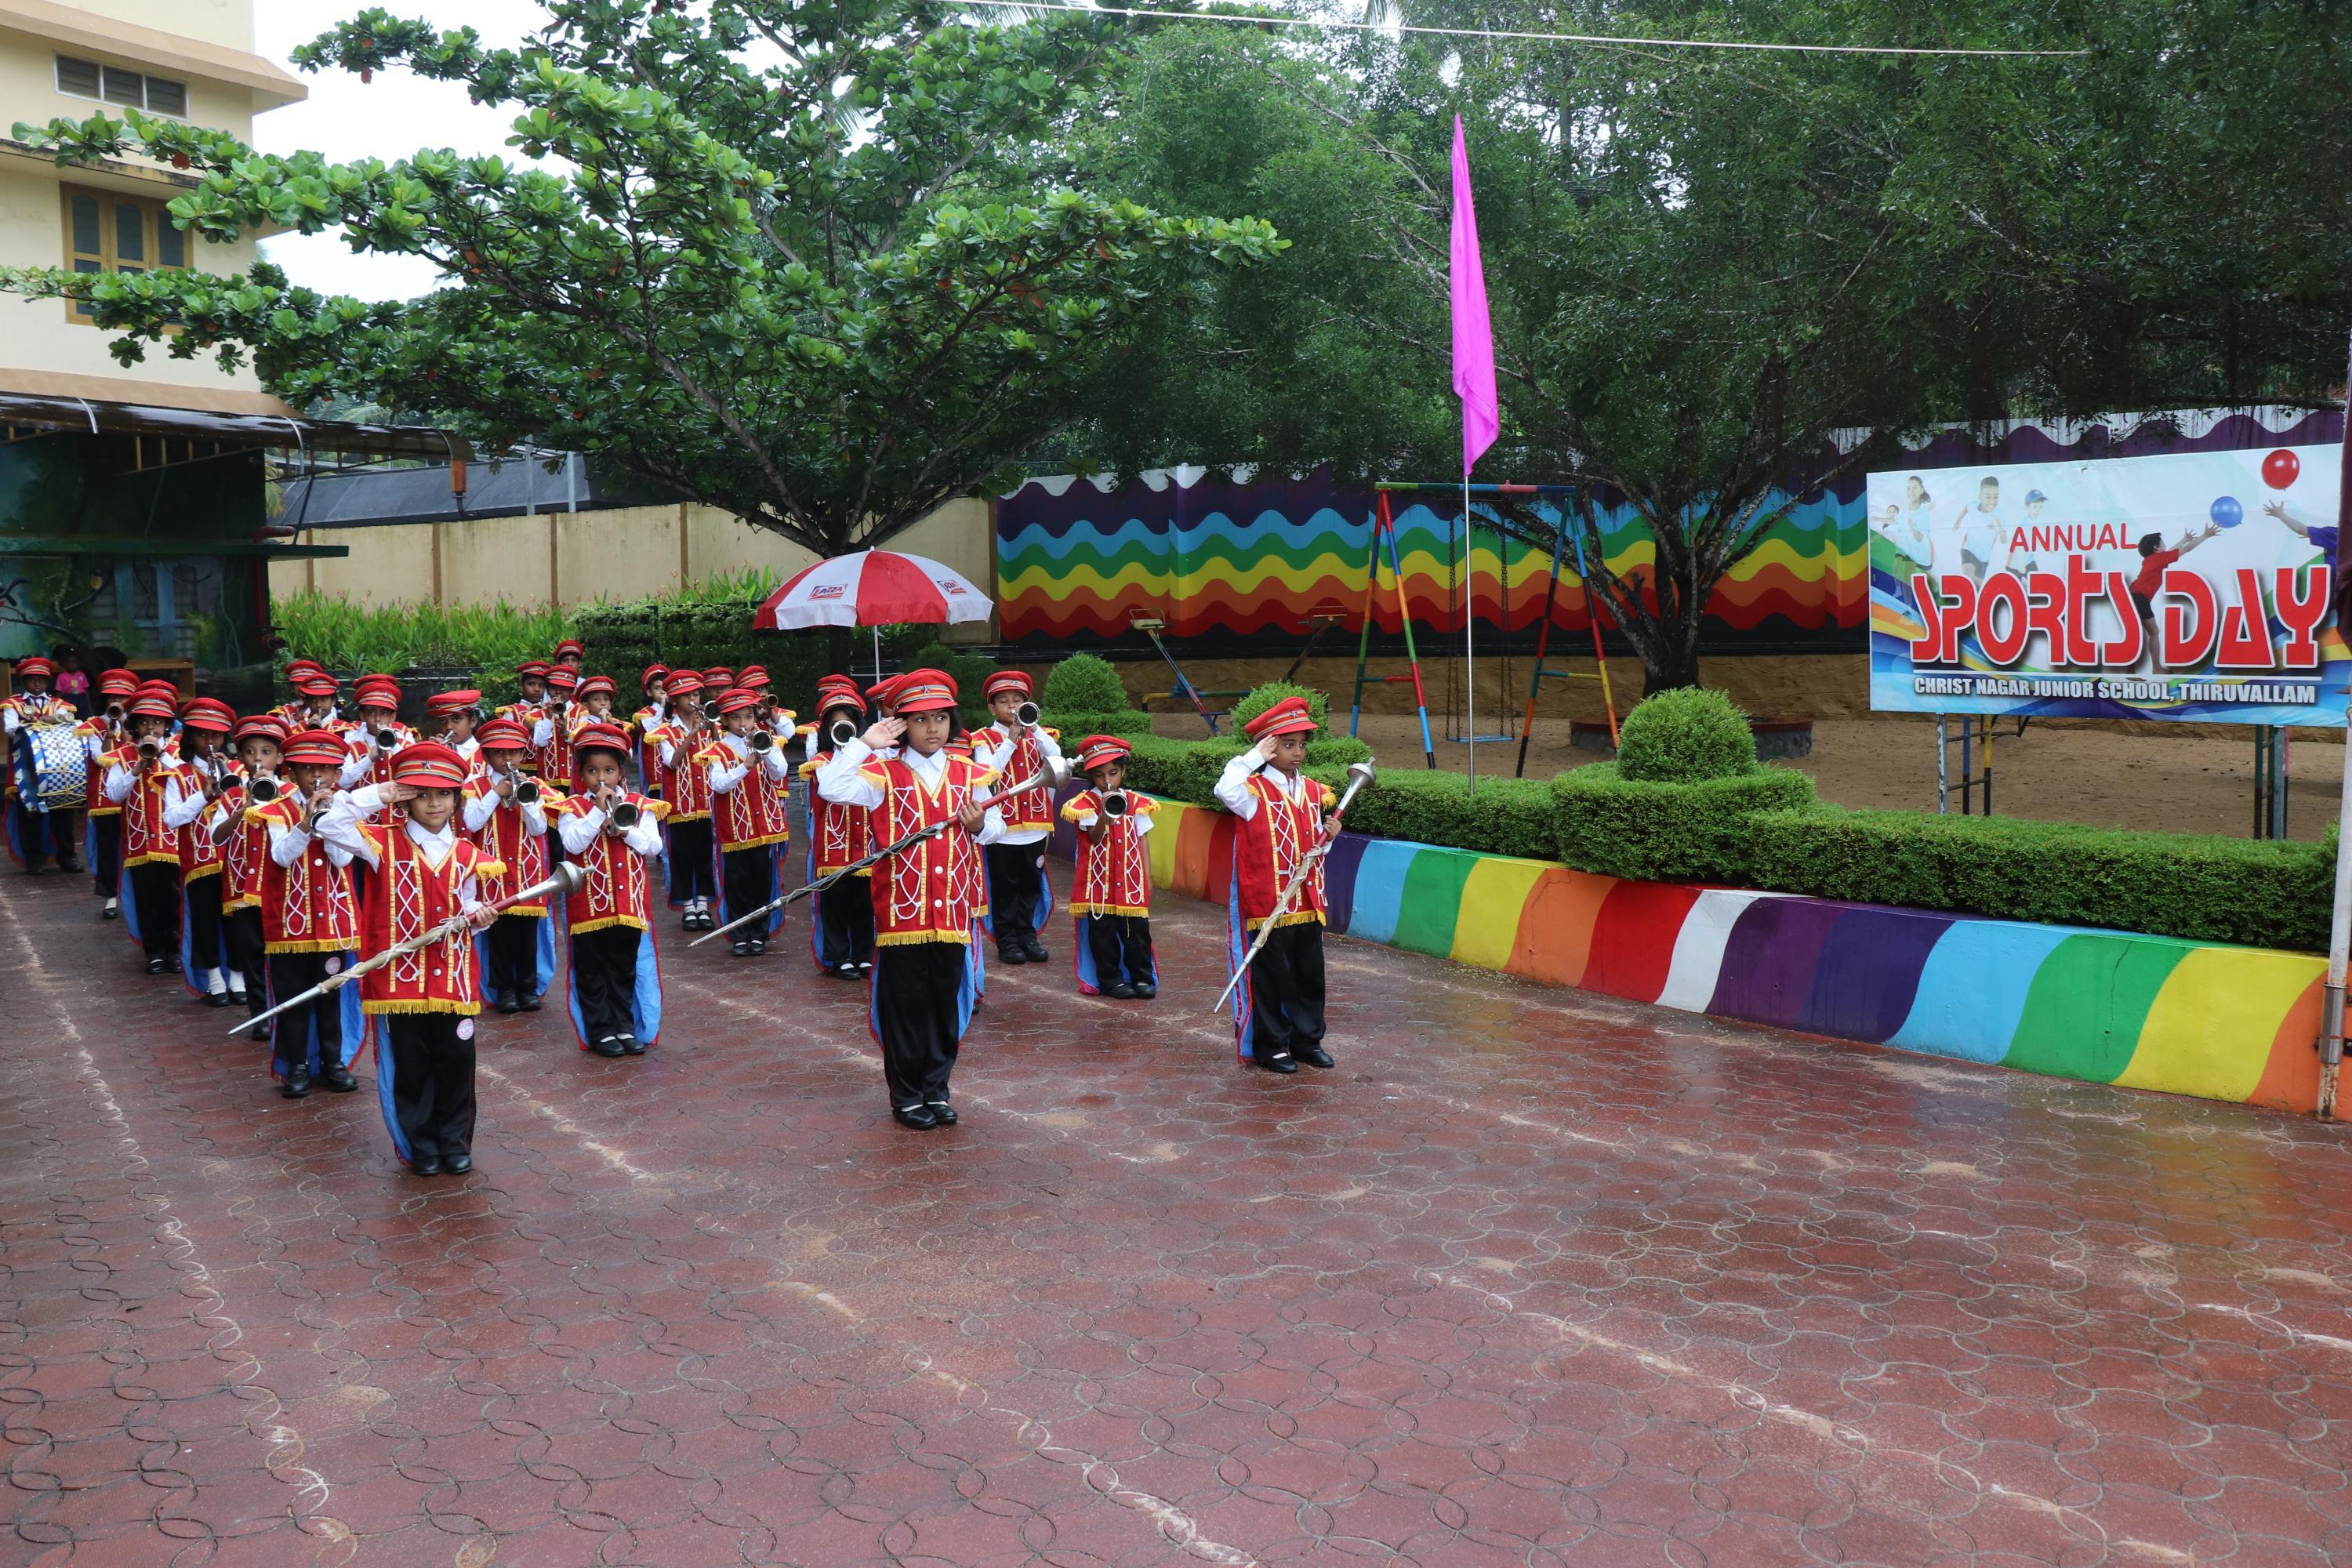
6,855,2350,1566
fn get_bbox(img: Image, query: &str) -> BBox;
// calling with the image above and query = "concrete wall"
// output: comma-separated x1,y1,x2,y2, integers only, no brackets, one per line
267,498,1000,641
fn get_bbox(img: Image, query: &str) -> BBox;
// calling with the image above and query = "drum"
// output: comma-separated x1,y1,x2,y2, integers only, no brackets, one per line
16,721,88,812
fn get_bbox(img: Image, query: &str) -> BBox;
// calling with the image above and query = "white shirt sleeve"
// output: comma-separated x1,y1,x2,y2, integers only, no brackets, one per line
757,744,791,782
707,751,749,794
1034,728,1064,760
1,706,19,735
622,808,664,857
532,717,555,746
336,747,371,789
268,813,352,869
815,739,884,811
1214,750,1267,819
1133,808,1155,837
461,788,498,833
658,735,682,768
557,805,601,856
161,770,210,830
103,761,136,804
318,785,384,868
521,797,547,837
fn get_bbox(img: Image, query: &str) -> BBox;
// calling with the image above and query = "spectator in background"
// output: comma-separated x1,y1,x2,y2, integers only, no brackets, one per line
51,646,90,712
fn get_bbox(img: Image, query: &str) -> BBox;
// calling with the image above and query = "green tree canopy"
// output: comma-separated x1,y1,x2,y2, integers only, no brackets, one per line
4,0,1283,557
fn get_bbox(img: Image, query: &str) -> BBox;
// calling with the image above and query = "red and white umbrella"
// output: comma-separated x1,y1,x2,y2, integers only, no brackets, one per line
757,550,992,630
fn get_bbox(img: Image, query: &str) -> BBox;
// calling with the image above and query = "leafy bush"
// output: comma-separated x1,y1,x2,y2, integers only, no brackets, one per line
1042,654,1129,712
1229,681,1330,733
1553,761,1817,881
1116,733,1196,798
1328,769,1558,860
1615,688,1756,782
1744,808,2333,951
272,592,572,705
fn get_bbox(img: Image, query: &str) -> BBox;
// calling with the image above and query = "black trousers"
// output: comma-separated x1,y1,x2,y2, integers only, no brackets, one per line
1247,921,1327,1058
1087,914,1156,988
873,940,967,1109
90,813,121,898
985,841,1044,942
267,950,341,1075
127,861,181,959
485,913,543,1000
816,876,874,967
720,844,772,929
667,818,717,903
573,924,642,1041
224,906,267,1007
11,797,68,871
183,872,224,975
383,1014,475,1165
51,808,78,869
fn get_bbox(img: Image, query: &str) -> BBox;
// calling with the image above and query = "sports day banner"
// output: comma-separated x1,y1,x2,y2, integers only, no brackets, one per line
1867,444,2347,726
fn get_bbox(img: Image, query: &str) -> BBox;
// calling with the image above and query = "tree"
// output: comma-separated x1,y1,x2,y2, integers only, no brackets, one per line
1084,0,2351,691
2,0,1283,558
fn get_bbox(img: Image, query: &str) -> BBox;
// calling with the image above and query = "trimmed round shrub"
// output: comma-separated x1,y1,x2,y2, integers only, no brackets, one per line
1613,688,1755,782
1229,681,1330,734
1042,653,1129,713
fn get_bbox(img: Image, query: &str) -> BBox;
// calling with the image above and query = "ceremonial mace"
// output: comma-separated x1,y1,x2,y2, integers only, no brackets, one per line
1214,759,1376,1014
227,862,588,1036
692,753,1076,948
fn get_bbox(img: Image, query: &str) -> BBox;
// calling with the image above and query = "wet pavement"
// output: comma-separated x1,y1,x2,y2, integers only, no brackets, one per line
3,859,2348,1566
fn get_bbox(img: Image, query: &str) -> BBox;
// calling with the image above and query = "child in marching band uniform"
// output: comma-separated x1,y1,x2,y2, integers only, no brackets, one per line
1214,696,1341,1074
103,688,184,973
318,742,503,1176
79,668,138,916
553,724,668,1058
800,675,876,977
1062,735,1159,999
287,667,343,732
541,667,581,792
552,637,586,673
816,669,1005,1131
699,686,793,956
630,666,670,793
425,688,482,765
249,729,368,1098
4,655,80,874
160,699,239,1004
464,717,558,1014
971,670,1060,967
339,675,416,817
650,670,718,928
211,716,286,1036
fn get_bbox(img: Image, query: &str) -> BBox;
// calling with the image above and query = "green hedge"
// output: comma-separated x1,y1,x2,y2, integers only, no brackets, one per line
1553,762,1818,882
1330,770,1559,860
1615,687,1757,782
1743,808,2334,951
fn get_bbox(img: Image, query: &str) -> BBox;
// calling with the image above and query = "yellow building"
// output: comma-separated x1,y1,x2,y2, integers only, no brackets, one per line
0,0,306,413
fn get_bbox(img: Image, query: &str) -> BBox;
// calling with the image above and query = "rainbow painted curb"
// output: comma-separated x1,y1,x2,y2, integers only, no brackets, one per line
1058,796,2327,1115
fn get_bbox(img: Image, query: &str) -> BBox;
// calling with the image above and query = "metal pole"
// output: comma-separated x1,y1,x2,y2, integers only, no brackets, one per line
1936,713,1947,813
1349,505,1381,740
2319,325,2352,1120
1515,517,1568,778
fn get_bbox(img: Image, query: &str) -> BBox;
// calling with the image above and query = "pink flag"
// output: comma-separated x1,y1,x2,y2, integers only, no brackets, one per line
1450,114,1499,476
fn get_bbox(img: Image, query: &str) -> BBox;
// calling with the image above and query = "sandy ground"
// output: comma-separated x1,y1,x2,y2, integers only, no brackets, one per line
1147,708,2329,842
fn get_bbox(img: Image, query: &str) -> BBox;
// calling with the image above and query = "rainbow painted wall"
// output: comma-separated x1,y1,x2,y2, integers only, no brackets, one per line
996,412,2349,652
1071,797,2329,1116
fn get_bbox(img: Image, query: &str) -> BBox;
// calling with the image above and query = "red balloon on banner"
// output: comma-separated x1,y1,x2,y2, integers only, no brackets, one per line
2262,448,2300,489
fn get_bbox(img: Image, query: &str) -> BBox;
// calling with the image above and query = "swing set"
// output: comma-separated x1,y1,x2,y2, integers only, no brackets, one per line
1350,483,1620,775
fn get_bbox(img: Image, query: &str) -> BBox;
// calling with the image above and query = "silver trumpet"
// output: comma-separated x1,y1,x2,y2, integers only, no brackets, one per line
750,730,775,753
609,800,641,830
827,717,859,750
1100,788,1130,818
248,774,281,804
1014,699,1041,728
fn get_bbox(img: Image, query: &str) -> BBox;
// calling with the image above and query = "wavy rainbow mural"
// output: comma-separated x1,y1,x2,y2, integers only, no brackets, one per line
996,410,2347,651
1051,797,2329,1116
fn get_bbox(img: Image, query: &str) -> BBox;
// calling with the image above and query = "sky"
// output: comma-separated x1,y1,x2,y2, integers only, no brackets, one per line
250,0,556,301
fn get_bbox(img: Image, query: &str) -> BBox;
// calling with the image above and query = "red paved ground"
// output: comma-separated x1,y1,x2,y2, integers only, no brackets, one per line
4,859,2349,1568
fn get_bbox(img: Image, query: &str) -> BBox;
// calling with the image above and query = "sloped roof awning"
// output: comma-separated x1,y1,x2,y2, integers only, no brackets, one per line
0,392,473,462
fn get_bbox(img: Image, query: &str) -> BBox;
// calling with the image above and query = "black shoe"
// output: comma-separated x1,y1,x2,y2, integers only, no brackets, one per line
591,1036,626,1058
1021,939,1048,963
619,1034,644,1056
892,1104,942,1131
519,992,543,1013
1104,981,1136,999
442,1152,472,1174
205,990,231,1009
146,956,169,975
57,859,80,874
23,864,38,877
495,991,521,1014
281,1068,312,1098
102,901,118,920
732,940,754,957
1131,981,1157,999
748,938,767,956
1252,1050,1298,1075
321,1065,359,1093
833,962,859,979
996,944,1027,966
1296,1044,1335,1069
927,1101,958,1125
411,1154,443,1177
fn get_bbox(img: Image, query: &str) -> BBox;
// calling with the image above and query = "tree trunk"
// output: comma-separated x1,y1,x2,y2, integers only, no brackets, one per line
825,623,851,676
1639,639,1702,695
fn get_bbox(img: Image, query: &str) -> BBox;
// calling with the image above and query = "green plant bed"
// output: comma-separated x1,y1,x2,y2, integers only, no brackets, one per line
1329,770,1558,859
1553,762,1817,882
1047,709,1156,740
1744,808,2335,952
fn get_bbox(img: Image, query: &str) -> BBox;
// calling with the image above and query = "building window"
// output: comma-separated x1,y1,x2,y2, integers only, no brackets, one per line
60,184,188,325
55,55,187,118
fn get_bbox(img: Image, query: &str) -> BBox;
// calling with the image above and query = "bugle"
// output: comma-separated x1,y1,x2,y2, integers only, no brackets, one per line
248,774,281,804
1100,788,1129,818
608,800,641,830
826,717,859,750
750,730,774,753
1015,699,1041,728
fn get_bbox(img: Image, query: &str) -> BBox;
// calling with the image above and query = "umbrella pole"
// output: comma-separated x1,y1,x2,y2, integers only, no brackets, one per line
873,626,882,685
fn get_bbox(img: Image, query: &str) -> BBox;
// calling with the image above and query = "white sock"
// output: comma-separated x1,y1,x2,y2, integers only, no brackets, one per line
203,968,227,995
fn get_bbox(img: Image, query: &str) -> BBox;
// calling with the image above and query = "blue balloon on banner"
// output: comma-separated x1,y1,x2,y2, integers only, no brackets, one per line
2211,495,2244,528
